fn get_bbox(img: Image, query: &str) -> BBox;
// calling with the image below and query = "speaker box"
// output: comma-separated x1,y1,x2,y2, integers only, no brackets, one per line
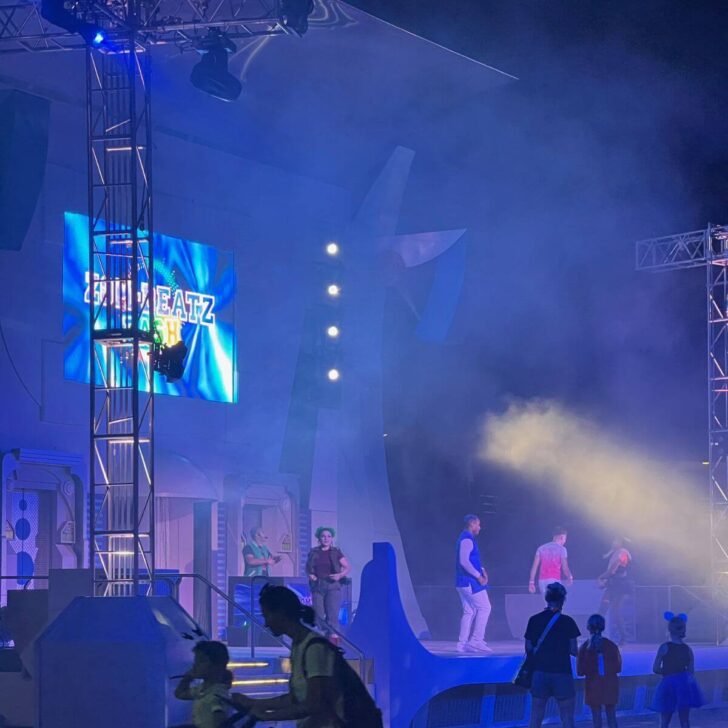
0,89,50,251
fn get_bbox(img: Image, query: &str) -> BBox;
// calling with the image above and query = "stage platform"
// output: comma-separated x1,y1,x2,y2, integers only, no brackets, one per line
422,640,728,674
344,545,728,728
224,549,728,727
230,640,728,681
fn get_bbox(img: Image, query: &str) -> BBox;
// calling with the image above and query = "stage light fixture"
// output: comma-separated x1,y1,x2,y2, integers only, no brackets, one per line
40,0,105,46
326,325,340,338
325,242,339,256
327,284,340,298
152,340,189,383
279,0,315,37
327,368,340,382
190,31,242,102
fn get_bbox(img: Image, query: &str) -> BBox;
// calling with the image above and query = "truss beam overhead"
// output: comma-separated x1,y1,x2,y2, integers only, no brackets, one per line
0,0,288,52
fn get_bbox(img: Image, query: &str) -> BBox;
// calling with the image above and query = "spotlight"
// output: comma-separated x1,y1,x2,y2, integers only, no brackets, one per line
327,368,340,382
41,0,105,46
327,284,340,298
326,325,340,338
152,340,188,383
325,242,339,256
279,0,314,37
191,31,242,102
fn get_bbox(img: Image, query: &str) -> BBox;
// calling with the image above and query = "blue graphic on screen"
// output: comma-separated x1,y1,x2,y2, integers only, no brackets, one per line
63,212,237,403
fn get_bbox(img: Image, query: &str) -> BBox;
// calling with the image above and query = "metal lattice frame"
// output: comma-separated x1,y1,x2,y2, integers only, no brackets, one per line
636,225,728,605
0,0,357,53
88,35,154,595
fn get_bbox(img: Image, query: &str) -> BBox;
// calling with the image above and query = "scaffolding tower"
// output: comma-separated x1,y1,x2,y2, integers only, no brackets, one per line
87,34,154,595
636,225,728,602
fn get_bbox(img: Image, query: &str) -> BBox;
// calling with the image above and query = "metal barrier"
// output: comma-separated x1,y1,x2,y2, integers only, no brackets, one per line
0,574,49,606
157,572,289,658
248,575,365,670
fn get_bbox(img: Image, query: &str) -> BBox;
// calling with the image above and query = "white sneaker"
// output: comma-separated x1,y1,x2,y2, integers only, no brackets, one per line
456,641,467,653
467,641,493,654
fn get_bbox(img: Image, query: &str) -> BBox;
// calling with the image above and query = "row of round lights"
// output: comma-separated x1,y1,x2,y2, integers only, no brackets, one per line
325,241,341,382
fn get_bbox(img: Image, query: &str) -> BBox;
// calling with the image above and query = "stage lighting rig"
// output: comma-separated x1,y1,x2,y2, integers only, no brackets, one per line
40,0,106,46
190,31,242,102
152,340,189,383
279,0,314,37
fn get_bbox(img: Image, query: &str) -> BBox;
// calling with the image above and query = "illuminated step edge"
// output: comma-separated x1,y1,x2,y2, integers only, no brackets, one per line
232,678,290,687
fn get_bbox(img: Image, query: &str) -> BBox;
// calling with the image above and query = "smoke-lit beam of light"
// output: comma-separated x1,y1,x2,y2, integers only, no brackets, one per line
478,399,707,575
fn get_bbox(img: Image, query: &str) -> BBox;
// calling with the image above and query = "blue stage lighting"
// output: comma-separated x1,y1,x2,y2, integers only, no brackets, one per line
41,0,105,47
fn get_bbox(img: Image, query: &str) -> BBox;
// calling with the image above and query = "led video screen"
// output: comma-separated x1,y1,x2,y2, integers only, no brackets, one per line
63,212,237,403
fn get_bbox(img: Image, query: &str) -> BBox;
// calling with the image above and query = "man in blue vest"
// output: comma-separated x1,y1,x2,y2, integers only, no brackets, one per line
455,514,492,653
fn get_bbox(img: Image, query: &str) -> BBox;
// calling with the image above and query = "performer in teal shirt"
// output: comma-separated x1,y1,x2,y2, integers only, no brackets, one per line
243,528,280,577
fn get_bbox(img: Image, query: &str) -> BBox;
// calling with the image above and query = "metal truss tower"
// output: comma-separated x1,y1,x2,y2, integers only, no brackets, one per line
87,35,154,595
636,225,728,602
0,0,317,594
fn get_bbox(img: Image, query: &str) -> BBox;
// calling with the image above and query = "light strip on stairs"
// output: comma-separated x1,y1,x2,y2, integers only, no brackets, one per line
232,678,289,686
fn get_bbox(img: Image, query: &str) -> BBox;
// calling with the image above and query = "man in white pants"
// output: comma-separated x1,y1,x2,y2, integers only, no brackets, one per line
455,514,492,653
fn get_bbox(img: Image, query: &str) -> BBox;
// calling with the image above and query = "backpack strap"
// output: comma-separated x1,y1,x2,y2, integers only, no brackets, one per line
300,636,343,679
531,612,561,655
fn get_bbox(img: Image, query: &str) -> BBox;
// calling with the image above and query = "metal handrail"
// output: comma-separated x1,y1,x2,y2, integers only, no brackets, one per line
321,620,368,679
249,575,367,678
0,574,49,600
171,573,289,659
0,575,49,581
666,584,727,644
666,584,723,613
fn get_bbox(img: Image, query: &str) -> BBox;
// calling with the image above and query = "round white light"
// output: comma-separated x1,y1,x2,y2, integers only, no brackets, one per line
326,325,340,338
327,368,340,382
326,242,339,256
327,284,341,297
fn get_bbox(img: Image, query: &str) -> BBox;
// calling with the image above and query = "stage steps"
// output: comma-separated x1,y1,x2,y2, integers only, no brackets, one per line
228,655,290,697
226,649,376,699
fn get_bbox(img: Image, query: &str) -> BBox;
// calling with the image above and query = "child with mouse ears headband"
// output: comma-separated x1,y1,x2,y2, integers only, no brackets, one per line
650,612,704,728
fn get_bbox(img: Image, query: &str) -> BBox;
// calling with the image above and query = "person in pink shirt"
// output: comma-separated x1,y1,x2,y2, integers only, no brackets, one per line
528,527,574,594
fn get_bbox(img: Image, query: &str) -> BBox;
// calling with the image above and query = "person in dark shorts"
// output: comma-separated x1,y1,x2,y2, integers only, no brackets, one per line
524,582,581,728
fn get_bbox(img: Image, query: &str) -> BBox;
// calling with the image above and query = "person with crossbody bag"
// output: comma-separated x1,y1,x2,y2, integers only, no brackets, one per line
521,582,581,728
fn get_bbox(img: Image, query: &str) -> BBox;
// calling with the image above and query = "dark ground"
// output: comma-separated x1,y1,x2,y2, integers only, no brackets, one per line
576,707,728,726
